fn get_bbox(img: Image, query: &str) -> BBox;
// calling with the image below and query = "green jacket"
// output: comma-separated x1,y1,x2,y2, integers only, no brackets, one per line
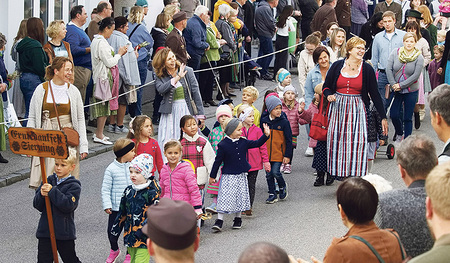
16,37,49,81
201,26,220,64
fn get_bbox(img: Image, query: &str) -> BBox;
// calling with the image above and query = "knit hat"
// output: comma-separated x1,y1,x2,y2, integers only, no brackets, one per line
266,95,282,113
224,118,240,136
130,154,154,179
173,11,187,23
283,85,297,95
278,69,291,83
135,0,148,7
142,198,197,250
216,105,233,121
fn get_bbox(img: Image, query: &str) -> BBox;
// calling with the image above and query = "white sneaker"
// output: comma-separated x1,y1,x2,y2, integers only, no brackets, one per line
93,135,113,145
305,147,314,157
115,125,129,134
107,124,115,133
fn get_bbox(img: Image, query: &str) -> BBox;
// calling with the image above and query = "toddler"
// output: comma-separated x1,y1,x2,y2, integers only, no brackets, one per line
111,154,160,263
437,30,446,45
275,68,306,104
210,118,270,232
237,105,270,216
233,86,261,127
429,45,445,90
206,105,233,213
367,102,388,173
102,138,135,263
260,95,293,203
128,115,163,177
34,149,81,262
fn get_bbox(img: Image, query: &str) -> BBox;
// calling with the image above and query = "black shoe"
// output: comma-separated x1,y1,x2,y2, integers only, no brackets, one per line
86,129,93,134
152,116,160,125
87,119,97,128
216,94,223,101
212,219,223,232
228,93,237,97
414,112,421,129
0,154,8,163
314,174,324,186
232,217,242,229
206,100,218,106
326,173,334,186
261,73,273,81
203,101,210,107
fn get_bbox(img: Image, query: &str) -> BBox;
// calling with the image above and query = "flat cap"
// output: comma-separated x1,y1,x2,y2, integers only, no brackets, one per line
142,198,197,250
173,11,187,23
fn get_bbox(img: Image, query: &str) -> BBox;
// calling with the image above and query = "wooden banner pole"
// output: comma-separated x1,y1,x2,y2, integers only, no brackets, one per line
40,157,59,263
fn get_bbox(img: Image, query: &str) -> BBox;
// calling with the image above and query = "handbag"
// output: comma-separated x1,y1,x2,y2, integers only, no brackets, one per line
181,74,199,115
1,75,21,131
48,81,80,147
309,94,330,141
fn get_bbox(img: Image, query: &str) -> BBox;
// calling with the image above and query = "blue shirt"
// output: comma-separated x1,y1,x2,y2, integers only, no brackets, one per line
371,28,406,71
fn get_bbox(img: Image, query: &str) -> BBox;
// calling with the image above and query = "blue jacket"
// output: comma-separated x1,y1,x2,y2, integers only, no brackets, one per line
210,135,269,178
64,23,92,69
184,15,209,59
127,23,154,62
101,160,132,211
33,174,81,240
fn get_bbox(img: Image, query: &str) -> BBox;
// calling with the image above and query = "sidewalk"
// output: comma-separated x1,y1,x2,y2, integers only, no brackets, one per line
0,76,280,188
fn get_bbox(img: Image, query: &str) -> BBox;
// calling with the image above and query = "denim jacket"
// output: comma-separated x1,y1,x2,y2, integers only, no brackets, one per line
304,63,330,109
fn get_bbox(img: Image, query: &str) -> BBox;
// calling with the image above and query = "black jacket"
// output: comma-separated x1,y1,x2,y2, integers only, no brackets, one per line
150,27,168,59
34,174,81,240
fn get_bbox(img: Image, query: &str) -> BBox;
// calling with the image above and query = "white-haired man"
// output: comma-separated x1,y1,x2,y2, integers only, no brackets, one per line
184,5,210,72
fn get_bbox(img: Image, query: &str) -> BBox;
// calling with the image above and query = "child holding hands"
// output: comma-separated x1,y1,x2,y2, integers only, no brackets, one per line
33,149,81,262
232,86,261,127
101,138,135,263
111,154,160,263
210,118,270,232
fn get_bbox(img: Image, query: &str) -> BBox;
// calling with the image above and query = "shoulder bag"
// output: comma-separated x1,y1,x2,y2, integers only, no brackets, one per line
48,81,80,147
309,94,330,141
181,73,199,116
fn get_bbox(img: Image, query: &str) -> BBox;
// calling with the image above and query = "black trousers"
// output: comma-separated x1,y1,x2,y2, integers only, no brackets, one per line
247,170,259,207
37,238,81,263
199,61,216,101
107,211,120,251
273,35,289,78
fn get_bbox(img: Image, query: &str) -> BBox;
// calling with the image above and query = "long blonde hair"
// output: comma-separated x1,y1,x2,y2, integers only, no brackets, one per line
330,28,347,58
128,6,144,24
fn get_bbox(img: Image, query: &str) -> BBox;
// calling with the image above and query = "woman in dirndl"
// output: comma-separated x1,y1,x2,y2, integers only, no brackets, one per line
322,37,388,180
152,47,205,148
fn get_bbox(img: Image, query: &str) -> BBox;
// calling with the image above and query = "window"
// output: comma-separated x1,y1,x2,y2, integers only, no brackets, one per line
24,0,34,19
54,0,63,20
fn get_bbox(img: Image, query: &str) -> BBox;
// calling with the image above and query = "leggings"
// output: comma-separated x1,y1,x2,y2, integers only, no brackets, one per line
108,211,120,251
247,170,258,207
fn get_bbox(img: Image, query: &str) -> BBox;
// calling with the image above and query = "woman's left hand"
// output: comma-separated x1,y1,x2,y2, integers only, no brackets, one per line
382,119,389,136
262,123,270,136
178,64,187,78
80,152,88,160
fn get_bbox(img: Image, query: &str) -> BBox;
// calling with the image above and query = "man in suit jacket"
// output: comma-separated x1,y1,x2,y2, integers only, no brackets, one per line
335,0,351,38
429,84,450,164
310,0,338,41
166,11,189,64
374,134,437,257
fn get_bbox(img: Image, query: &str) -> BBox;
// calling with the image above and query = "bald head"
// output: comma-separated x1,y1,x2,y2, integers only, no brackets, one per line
238,242,290,263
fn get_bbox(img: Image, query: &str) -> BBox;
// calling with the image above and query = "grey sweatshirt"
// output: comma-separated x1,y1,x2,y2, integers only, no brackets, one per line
386,48,424,93
255,0,276,38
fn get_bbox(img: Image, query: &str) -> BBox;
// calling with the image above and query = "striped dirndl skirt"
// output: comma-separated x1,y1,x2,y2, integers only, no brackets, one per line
217,172,251,214
327,93,368,178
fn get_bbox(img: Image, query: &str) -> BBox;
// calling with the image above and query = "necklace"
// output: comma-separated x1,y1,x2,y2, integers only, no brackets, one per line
347,60,361,71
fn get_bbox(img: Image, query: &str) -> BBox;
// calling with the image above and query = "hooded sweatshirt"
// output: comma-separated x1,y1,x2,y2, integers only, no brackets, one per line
16,37,49,81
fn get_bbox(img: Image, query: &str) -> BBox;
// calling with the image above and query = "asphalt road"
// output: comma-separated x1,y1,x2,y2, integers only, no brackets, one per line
0,75,444,262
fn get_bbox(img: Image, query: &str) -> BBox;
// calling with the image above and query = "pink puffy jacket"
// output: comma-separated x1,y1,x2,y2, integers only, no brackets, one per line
282,101,315,137
159,161,202,210
241,124,269,171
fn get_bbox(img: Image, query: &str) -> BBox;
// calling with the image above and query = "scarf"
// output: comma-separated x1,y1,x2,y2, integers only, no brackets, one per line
398,47,421,63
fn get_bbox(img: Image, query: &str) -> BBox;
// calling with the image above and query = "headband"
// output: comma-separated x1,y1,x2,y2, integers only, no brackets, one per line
238,107,254,122
114,142,135,158
224,118,240,136
278,69,290,83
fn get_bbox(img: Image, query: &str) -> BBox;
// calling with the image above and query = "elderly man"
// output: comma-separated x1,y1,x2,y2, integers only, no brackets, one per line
87,1,113,41
374,134,437,257
409,162,450,262
184,5,210,73
166,11,189,65
310,0,338,41
255,0,278,80
143,198,199,263
429,84,450,164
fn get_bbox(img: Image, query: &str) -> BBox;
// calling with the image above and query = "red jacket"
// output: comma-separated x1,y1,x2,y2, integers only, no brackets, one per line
242,125,269,171
282,101,316,137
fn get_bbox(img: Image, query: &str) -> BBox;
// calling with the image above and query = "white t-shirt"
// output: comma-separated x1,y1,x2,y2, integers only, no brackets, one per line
46,80,69,104
277,17,296,37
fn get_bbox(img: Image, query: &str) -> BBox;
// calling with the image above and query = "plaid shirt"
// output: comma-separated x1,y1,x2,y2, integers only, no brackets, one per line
181,137,207,174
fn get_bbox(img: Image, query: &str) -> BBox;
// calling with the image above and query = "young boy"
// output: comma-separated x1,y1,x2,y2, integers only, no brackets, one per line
111,153,160,263
233,86,261,127
260,96,293,204
437,30,446,45
33,149,82,262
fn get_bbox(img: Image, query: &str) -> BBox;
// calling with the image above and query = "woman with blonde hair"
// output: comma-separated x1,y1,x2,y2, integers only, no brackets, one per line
329,27,347,60
164,4,180,32
127,6,154,118
43,20,73,65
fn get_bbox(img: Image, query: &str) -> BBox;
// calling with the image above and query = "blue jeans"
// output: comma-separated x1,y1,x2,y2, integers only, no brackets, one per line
377,71,390,111
257,35,274,76
390,91,418,138
129,57,147,117
20,72,42,125
266,162,286,195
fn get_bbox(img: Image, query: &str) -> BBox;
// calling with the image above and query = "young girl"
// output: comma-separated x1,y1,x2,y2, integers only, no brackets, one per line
281,85,316,173
275,68,292,98
209,118,270,232
429,45,445,91
237,105,270,216
111,153,160,263
159,140,203,222
128,115,164,177
206,105,233,213
102,138,136,263
179,115,215,207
